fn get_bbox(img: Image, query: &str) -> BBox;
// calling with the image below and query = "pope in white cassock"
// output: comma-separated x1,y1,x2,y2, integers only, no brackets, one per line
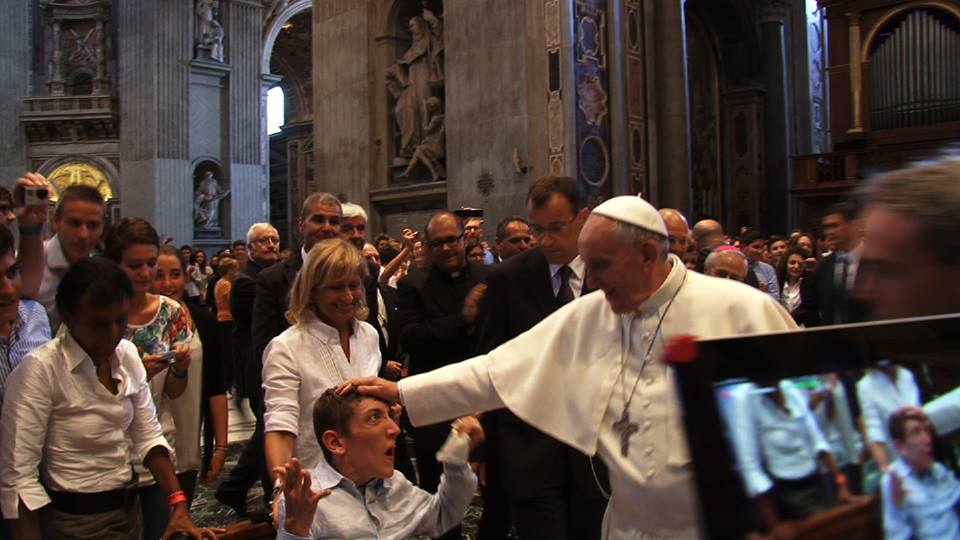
343,196,798,539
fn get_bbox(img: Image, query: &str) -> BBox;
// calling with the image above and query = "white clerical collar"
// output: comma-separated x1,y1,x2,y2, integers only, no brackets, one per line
636,254,685,317
548,255,584,281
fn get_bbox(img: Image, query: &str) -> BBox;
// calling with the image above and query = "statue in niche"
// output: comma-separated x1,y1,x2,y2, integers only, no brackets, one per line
400,96,446,180
195,0,225,62
194,171,230,231
388,5,444,175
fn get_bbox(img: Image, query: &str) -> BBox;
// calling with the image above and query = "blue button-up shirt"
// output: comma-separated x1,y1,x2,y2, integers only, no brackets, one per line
0,299,51,410
277,458,477,540
882,458,960,540
750,260,781,301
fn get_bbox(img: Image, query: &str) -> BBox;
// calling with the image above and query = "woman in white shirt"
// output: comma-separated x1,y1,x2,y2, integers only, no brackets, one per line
0,257,215,540
263,238,381,481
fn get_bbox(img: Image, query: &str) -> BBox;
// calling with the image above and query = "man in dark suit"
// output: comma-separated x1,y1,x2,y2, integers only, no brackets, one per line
242,193,342,509
215,222,281,515
476,175,608,540
797,201,868,327
395,211,488,540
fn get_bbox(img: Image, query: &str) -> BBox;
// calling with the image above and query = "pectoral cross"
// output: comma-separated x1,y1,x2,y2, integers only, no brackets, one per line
612,409,639,457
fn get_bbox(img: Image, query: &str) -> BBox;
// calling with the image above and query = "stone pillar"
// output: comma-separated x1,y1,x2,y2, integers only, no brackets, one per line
224,0,267,242
651,0,691,212
313,0,372,205
0,0,31,182
760,0,791,235
444,0,537,230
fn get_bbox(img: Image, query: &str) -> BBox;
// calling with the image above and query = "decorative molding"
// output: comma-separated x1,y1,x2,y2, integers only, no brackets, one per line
573,0,612,201
545,0,564,173
622,0,646,194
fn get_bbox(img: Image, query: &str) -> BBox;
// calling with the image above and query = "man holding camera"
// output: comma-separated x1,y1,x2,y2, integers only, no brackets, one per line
37,181,105,333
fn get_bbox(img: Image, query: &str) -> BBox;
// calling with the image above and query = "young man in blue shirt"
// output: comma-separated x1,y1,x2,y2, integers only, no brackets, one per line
275,389,481,540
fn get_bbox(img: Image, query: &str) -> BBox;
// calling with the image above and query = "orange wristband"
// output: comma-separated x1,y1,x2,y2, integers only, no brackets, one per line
168,490,188,506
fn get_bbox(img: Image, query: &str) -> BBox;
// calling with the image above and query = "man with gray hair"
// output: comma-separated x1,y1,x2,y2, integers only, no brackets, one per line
216,222,281,514
704,247,750,282
343,195,796,539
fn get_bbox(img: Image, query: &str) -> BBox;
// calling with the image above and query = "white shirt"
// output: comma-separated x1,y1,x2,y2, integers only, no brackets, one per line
0,330,170,518
781,278,802,314
857,367,920,458
397,256,798,539
37,234,72,334
263,316,382,469
726,381,831,497
808,377,863,467
548,255,585,298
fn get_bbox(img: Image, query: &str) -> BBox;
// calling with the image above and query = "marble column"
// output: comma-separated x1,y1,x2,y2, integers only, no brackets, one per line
224,0,267,241
760,0,791,235
652,0,691,213
0,0,31,181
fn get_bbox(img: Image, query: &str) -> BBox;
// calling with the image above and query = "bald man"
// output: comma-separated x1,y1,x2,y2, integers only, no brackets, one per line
692,219,726,273
658,208,690,259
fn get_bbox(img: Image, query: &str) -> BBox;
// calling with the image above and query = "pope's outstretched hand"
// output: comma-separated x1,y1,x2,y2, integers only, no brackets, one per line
338,376,400,403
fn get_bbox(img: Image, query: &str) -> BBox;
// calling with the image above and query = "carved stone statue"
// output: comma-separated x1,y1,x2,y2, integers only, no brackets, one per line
386,67,422,164
400,97,446,181
388,6,444,176
195,0,225,62
194,171,230,230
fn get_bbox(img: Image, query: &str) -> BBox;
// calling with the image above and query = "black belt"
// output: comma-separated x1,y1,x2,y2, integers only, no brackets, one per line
47,486,138,515
771,471,822,491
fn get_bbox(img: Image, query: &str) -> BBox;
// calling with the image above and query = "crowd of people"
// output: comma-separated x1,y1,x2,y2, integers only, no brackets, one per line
0,155,956,540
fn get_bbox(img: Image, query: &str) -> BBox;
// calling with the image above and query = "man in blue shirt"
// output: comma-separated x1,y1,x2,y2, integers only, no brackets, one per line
275,389,481,540
882,407,960,540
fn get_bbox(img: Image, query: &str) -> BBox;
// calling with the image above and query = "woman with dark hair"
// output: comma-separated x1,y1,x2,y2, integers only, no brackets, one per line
153,245,229,503
103,218,194,540
777,247,809,319
186,250,213,304
0,257,216,540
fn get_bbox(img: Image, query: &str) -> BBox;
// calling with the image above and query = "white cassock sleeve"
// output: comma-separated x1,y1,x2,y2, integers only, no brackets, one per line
399,356,505,427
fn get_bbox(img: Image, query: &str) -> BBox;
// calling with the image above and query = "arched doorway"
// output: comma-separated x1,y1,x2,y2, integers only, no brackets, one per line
262,0,313,248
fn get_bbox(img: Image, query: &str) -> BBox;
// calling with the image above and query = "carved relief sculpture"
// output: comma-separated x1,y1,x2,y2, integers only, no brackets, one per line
400,96,446,180
194,171,230,230
195,0,225,62
388,4,445,179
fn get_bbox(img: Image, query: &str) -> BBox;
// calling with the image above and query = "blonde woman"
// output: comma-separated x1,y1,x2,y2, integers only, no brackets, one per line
263,238,381,479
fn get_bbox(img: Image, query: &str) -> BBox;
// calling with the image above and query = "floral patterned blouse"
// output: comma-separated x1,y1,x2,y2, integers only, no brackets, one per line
123,294,193,484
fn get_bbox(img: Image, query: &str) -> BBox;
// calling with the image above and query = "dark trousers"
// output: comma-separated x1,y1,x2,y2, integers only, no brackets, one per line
413,421,462,540
478,454,513,540
218,394,272,506
40,497,141,540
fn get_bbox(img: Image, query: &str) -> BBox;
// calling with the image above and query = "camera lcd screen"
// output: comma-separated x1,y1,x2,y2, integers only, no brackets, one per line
673,314,960,539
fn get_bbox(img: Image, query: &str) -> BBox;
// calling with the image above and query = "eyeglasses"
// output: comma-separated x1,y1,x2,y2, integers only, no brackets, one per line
529,216,578,238
254,236,280,246
428,234,463,249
